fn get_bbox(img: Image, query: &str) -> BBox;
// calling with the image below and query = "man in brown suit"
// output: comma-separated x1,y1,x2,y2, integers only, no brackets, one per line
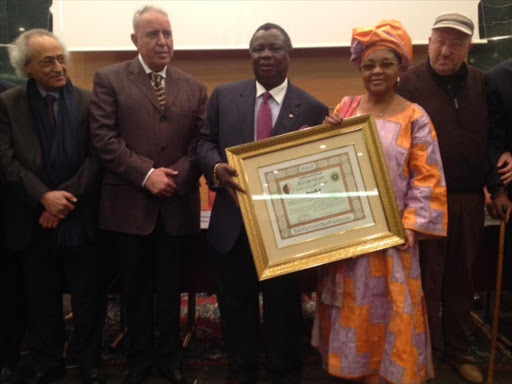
90,5,207,384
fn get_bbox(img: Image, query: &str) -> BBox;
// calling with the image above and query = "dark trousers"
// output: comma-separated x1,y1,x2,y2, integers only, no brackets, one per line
0,247,25,369
112,220,187,370
21,228,106,371
211,230,302,384
420,192,484,363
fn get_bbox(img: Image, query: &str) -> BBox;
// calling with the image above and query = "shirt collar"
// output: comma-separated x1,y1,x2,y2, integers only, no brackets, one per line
255,79,288,104
37,85,60,99
138,54,167,79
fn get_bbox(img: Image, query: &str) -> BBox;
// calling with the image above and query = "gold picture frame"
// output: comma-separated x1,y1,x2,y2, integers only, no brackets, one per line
226,114,405,280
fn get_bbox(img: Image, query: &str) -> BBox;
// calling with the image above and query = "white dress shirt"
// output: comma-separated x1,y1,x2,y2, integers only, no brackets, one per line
253,79,288,140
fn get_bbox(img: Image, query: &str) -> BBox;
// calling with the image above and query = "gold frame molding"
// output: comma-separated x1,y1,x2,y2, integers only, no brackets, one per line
226,114,405,280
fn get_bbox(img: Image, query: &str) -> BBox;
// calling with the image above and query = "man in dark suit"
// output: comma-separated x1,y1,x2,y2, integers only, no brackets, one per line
487,59,512,188
0,79,23,384
0,30,104,384
486,59,512,298
197,23,328,384
90,6,206,384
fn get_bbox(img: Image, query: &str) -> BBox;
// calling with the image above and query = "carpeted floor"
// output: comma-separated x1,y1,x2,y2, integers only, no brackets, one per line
94,292,512,369
14,291,508,383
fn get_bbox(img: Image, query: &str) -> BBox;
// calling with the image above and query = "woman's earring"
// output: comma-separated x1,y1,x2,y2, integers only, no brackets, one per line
395,76,400,87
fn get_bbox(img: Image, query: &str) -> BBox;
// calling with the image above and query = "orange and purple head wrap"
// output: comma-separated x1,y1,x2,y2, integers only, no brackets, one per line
350,20,413,70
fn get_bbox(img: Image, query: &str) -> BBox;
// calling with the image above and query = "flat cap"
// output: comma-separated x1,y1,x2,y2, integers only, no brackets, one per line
432,11,474,36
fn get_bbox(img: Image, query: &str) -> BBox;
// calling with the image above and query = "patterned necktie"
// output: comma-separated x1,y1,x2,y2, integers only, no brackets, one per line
44,94,56,129
257,92,272,140
150,73,166,109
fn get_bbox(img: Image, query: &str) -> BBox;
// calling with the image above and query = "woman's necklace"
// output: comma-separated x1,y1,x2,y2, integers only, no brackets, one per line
370,94,396,118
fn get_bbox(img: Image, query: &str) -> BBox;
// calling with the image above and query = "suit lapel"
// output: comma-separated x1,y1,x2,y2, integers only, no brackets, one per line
163,67,182,114
273,82,302,136
238,81,257,144
17,89,44,171
127,58,162,112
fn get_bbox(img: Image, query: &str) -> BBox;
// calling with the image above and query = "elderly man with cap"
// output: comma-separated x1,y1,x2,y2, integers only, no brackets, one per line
396,11,511,383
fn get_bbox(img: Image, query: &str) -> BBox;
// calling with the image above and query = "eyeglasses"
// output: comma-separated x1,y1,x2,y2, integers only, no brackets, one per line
360,61,398,72
39,56,67,68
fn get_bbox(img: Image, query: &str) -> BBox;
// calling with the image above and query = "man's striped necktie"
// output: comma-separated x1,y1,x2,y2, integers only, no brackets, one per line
150,73,166,109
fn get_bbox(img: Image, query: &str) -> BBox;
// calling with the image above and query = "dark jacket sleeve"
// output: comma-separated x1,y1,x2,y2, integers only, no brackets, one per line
486,69,509,168
57,146,101,200
57,89,101,199
318,104,329,125
480,76,503,193
196,87,224,188
0,97,49,206
90,70,154,186
168,83,207,196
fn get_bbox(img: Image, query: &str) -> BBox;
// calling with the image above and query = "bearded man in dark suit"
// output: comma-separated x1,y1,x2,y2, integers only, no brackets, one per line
0,30,104,384
197,23,328,384
90,5,207,384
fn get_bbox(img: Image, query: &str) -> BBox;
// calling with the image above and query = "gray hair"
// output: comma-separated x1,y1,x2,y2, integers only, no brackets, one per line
133,5,168,33
8,29,70,79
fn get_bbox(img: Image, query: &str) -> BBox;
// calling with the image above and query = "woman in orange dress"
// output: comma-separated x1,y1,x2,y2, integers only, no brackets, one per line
312,20,447,384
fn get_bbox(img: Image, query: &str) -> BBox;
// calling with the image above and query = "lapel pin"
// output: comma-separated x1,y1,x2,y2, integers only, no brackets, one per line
288,113,294,118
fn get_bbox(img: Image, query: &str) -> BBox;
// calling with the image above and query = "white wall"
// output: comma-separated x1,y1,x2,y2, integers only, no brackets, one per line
51,0,481,51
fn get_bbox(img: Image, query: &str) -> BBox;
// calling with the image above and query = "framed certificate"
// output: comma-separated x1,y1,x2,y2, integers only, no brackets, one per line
226,113,405,280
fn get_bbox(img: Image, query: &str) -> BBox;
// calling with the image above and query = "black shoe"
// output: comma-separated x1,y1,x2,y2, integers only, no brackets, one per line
158,367,188,384
121,368,150,384
29,366,66,384
0,368,19,384
81,368,105,384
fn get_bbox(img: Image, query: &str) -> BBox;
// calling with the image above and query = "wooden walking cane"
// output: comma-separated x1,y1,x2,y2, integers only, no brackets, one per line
487,221,506,384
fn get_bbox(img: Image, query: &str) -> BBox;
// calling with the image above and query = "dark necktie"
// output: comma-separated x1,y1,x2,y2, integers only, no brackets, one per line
150,73,166,109
44,94,56,129
257,92,272,140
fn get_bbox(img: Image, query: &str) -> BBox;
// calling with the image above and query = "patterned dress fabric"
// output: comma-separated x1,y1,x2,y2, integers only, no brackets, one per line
312,96,447,384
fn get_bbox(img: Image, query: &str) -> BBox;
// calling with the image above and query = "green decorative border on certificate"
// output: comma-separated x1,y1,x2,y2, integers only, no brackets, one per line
226,114,405,280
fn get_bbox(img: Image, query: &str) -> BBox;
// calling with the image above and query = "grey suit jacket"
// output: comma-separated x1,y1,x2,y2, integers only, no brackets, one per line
90,58,207,236
0,85,100,251
197,79,328,253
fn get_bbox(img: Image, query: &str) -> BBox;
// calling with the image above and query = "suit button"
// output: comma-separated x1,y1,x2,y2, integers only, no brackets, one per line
160,116,167,123
161,146,167,152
